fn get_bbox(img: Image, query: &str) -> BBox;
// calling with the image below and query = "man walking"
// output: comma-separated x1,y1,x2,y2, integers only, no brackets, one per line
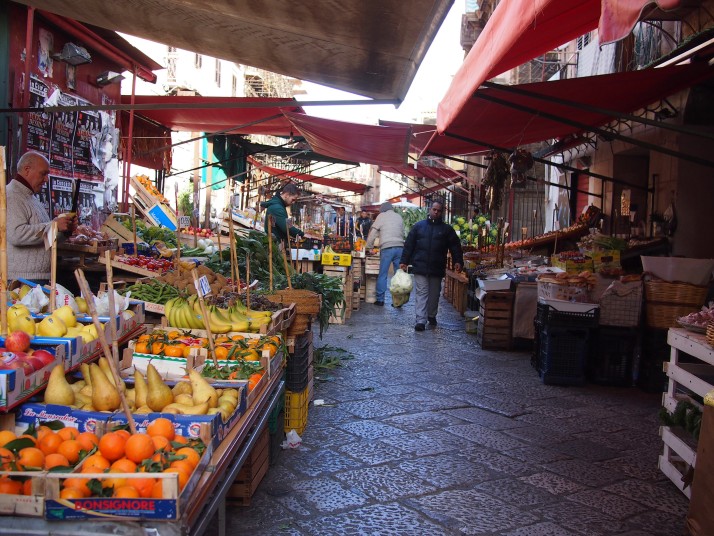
366,202,404,306
400,199,463,331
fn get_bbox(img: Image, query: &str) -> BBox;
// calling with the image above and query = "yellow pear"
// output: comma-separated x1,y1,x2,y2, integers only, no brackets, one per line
125,388,136,406
173,393,194,406
79,385,93,397
145,363,174,411
73,392,92,407
89,363,121,411
134,369,148,408
98,357,124,392
70,380,86,393
75,297,89,314
53,305,77,328
134,406,152,414
64,326,84,339
37,316,67,337
44,364,75,406
188,369,218,408
80,363,92,387
161,401,209,415
171,381,193,397
81,324,99,341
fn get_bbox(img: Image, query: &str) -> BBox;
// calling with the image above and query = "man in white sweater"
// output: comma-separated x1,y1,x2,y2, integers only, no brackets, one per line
366,202,405,306
8,151,76,282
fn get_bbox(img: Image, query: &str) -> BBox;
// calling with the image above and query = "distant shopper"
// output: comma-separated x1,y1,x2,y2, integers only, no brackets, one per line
366,202,404,306
400,199,463,331
356,210,372,239
262,183,305,248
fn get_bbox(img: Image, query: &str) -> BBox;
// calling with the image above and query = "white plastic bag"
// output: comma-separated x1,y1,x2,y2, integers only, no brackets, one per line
281,429,302,449
390,269,413,308
93,290,131,316
54,284,79,312
20,284,49,314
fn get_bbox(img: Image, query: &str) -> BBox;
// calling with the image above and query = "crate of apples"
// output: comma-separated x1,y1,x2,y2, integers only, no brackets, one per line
180,226,214,238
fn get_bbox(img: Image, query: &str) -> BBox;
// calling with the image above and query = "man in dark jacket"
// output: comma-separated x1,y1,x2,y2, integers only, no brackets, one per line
261,183,305,248
400,199,463,331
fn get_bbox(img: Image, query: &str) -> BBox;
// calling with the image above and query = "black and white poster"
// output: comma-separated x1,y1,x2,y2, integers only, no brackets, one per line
48,92,78,176
26,76,51,155
73,96,102,181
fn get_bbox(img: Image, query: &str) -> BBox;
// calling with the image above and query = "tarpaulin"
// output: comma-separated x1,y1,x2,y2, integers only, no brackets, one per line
249,158,367,194
284,112,411,167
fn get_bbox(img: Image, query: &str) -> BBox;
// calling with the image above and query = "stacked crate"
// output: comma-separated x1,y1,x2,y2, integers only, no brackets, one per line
227,426,270,506
533,302,599,386
286,330,313,393
351,258,363,311
324,265,352,323
476,291,514,350
364,255,380,303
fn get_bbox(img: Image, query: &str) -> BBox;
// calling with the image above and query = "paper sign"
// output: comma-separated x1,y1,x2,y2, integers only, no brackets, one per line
44,222,58,250
179,216,191,227
195,275,211,297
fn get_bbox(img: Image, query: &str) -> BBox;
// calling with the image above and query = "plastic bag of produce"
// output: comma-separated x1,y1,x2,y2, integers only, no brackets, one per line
20,284,49,314
94,290,131,316
390,269,413,308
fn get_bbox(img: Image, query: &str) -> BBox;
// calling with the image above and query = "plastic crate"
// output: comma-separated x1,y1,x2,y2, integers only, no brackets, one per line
292,330,313,354
268,390,286,435
588,327,638,387
536,301,600,329
636,327,669,393
531,320,543,372
599,282,642,327
539,326,590,386
285,387,310,435
285,350,311,391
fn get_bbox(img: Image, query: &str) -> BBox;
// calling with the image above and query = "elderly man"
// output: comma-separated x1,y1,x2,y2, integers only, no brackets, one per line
8,151,76,282
366,202,405,306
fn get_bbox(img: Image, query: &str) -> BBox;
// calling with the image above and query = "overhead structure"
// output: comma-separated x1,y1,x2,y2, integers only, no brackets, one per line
15,0,453,101
250,160,368,195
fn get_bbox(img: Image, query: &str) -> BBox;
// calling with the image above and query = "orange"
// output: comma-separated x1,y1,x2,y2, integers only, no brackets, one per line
134,342,150,354
151,342,166,355
148,451,169,470
163,467,189,490
0,430,16,447
248,373,263,392
151,479,164,498
114,429,131,441
22,479,33,496
81,453,111,473
38,432,63,456
174,447,200,469
18,434,37,446
214,336,230,344
164,344,185,357
57,427,80,441
114,485,140,498
231,335,245,342
98,432,127,462
76,431,99,452
57,440,82,465
127,476,156,498
63,477,91,496
124,434,155,464
60,487,85,499
101,469,127,490
0,447,15,470
17,447,45,470
172,435,189,446
36,426,53,441
147,418,175,441
110,457,138,473
167,331,182,340
137,334,151,343
169,459,194,477
241,349,260,361
0,477,23,495
63,476,92,497
151,435,171,452
44,453,70,469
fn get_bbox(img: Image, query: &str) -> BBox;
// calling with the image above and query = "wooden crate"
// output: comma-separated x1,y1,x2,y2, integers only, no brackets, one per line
227,426,270,506
443,269,468,316
322,265,350,281
658,425,695,499
364,255,380,275
364,275,377,303
476,290,514,350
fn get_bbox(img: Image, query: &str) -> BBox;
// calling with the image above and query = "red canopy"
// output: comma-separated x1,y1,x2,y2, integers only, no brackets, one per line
378,164,466,182
251,160,367,195
119,96,303,135
436,0,686,134
423,63,713,155
284,112,411,167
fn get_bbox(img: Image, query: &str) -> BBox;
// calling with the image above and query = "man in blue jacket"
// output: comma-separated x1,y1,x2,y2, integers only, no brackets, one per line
261,183,305,248
400,199,463,331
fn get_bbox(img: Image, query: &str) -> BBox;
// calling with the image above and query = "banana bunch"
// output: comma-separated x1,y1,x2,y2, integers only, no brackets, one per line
163,296,273,334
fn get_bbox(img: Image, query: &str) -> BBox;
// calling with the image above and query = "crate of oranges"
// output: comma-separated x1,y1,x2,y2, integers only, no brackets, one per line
42,419,210,520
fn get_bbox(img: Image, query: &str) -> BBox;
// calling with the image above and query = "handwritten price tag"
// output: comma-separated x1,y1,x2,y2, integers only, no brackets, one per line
195,275,211,297
179,216,191,227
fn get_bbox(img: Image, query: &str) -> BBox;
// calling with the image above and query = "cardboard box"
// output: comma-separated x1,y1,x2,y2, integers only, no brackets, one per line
291,248,321,261
550,255,594,274
0,345,64,411
321,252,352,266
591,250,621,271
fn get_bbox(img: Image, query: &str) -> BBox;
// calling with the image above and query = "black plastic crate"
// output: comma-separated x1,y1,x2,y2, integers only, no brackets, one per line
269,409,285,466
536,302,600,329
636,327,669,393
539,326,590,386
531,320,543,372
285,351,311,391
589,327,639,387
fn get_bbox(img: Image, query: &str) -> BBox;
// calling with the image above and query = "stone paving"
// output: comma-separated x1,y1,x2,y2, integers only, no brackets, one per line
226,295,689,535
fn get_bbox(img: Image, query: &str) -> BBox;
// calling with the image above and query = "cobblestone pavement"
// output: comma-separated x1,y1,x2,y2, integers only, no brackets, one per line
226,295,689,535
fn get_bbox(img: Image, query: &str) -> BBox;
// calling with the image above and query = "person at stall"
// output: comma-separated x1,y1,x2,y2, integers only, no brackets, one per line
366,202,404,306
7,151,77,284
356,210,372,239
334,206,354,238
262,182,306,248
400,199,463,331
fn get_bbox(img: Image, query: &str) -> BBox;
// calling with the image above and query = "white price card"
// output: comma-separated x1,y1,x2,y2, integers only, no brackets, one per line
195,275,211,297
179,216,191,227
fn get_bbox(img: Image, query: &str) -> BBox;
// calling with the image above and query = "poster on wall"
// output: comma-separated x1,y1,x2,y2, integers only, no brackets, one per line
48,92,78,176
77,180,105,228
73,96,102,181
49,176,73,218
26,76,51,155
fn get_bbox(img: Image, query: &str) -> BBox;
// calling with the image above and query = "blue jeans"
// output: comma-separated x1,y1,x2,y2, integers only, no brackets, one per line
377,247,403,302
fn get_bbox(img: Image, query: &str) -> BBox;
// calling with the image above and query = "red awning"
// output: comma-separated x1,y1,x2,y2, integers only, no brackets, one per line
284,112,411,167
423,63,713,155
436,0,687,134
119,96,304,135
250,159,367,195
378,164,465,181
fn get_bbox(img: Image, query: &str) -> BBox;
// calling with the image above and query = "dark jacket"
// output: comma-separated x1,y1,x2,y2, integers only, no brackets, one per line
400,217,463,277
261,194,303,244
356,216,372,239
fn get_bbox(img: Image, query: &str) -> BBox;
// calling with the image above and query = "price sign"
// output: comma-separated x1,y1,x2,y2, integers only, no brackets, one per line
195,275,211,297
179,216,191,227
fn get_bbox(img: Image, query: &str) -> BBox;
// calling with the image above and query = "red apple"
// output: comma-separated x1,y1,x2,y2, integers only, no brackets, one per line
7,359,34,376
26,356,46,372
32,350,55,367
6,331,32,353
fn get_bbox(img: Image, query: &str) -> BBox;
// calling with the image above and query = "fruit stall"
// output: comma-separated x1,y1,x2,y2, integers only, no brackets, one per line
0,150,348,533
